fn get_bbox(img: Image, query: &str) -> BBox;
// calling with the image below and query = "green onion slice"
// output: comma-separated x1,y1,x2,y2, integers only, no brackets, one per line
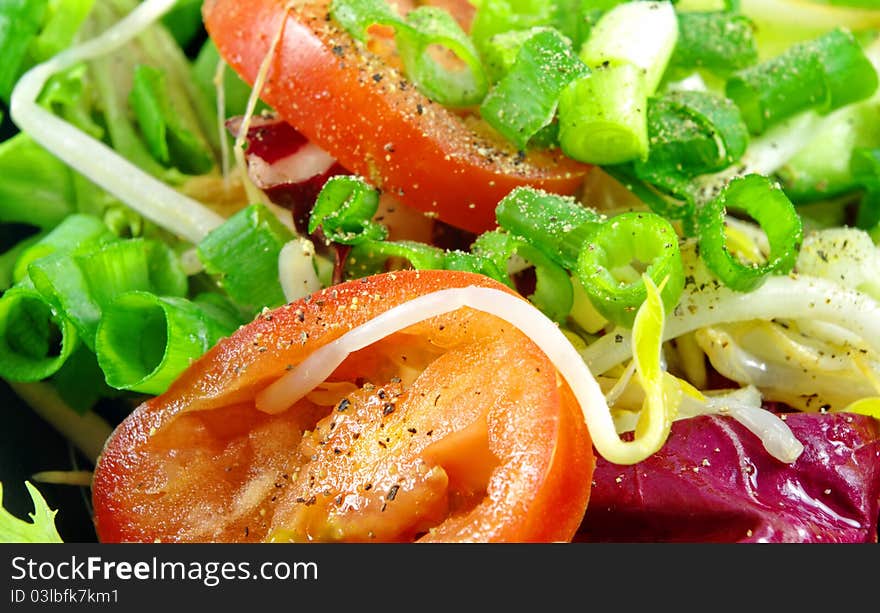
471,230,574,322
726,27,878,135
494,186,601,270
197,203,294,316
635,90,749,200
669,11,758,77
308,175,388,245
697,174,803,292
576,211,685,328
330,0,487,106
0,286,78,382
479,27,588,150
95,291,236,395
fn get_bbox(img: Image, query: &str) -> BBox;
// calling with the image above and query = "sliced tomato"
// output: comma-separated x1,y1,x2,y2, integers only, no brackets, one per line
91,270,594,543
201,0,591,234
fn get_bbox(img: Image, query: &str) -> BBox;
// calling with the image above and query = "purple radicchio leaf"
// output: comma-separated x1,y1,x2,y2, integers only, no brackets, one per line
226,114,348,234
577,413,880,543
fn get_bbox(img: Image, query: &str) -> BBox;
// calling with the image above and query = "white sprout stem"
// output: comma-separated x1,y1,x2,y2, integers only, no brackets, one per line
278,238,322,302
9,382,114,465
9,0,225,245
255,286,654,466
583,274,880,375
697,385,804,463
213,58,233,182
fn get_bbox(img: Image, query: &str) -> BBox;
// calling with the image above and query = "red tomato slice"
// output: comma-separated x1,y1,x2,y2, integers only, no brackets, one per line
92,270,594,542
201,0,591,234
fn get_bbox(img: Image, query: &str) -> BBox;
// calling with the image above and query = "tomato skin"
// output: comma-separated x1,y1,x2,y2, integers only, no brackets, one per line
202,0,590,234
92,270,594,543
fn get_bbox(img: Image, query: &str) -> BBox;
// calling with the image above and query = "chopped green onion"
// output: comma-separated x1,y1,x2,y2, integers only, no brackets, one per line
480,27,588,150
602,163,693,224
471,230,574,321
330,0,487,106
697,174,803,292
27,237,188,350
27,252,102,350
579,1,678,93
669,11,758,77
480,27,543,84
469,0,556,55
12,213,113,284
559,1,679,164
635,90,750,203
0,285,78,382
494,186,602,270
558,63,650,165
308,175,388,245
197,203,295,316
575,211,685,328
95,291,236,395
395,7,488,107
725,27,879,135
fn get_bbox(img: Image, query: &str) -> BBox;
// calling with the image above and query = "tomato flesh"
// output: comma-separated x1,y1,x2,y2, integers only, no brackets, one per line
92,271,595,542
202,0,591,234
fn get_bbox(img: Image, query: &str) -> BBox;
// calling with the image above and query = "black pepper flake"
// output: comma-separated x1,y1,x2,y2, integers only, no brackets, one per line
337,398,351,412
372,73,383,82
615,334,624,343
332,45,344,56
416,103,424,115
383,403,395,415
364,483,373,491
387,485,400,501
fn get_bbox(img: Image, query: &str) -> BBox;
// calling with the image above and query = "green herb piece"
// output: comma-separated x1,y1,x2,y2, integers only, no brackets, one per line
480,27,588,150
95,291,235,395
197,204,295,316
725,27,878,135
576,211,684,328
698,174,803,292
308,175,388,245
494,186,601,270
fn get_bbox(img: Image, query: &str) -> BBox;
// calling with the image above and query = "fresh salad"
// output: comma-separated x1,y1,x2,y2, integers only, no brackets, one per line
1,0,879,543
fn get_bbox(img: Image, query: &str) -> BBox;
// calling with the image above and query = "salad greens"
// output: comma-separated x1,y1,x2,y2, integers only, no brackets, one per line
1,0,880,542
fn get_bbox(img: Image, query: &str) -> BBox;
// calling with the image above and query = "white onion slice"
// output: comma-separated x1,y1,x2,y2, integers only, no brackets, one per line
254,286,656,465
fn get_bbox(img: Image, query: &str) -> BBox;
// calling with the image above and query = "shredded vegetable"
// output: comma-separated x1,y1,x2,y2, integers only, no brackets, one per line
2,0,880,544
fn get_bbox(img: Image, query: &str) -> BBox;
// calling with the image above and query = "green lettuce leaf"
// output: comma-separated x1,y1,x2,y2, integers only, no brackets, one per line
0,481,63,543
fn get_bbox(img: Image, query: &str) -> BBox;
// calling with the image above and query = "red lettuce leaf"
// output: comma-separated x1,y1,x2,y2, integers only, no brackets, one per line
577,413,880,543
